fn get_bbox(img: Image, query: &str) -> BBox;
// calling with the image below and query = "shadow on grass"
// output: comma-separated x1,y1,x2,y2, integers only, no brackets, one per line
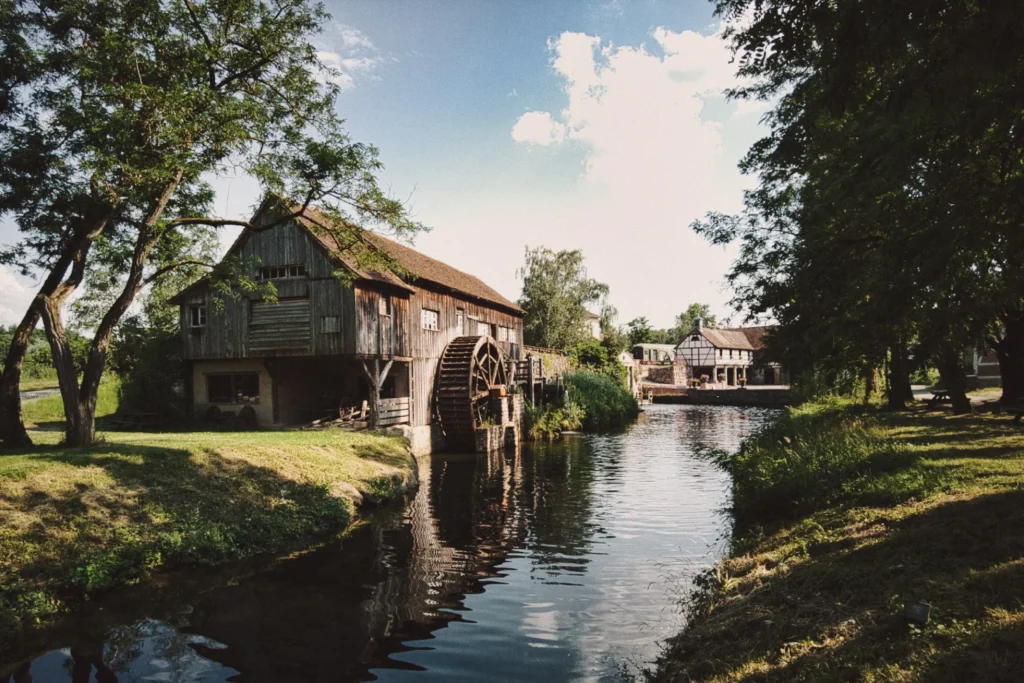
0,439,358,659
662,489,1024,682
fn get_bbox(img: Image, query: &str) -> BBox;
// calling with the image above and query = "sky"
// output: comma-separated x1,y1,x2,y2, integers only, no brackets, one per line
0,0,770,330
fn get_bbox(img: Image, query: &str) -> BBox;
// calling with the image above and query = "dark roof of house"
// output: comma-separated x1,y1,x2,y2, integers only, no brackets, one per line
172,199,523,315
695,326,772,351
296,206,523,314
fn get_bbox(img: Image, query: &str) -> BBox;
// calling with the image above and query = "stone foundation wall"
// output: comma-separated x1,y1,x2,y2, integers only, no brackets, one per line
652,388,794,407
645,364,689,385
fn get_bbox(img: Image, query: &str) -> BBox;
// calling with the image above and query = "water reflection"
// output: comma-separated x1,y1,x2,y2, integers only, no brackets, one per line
3,405,777,683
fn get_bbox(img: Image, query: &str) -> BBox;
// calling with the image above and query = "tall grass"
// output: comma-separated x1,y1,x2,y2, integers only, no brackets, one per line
717,396,921,526
565,369,640,431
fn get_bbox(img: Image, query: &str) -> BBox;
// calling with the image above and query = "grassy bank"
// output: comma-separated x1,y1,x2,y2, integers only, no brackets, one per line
0,424,415,647
655,398,1024,682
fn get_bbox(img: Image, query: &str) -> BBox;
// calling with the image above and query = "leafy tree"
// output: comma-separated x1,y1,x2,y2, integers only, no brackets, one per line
670,304,717,343
626,317,655,347
0,0,424,446
518,247,609,351
694,0,1024,410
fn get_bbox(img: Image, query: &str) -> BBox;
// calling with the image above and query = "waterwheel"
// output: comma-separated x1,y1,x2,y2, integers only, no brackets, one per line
436,335,509,448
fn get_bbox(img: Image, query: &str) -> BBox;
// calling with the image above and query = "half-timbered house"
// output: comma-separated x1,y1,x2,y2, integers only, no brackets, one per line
172,199,524,452
675,321,784,386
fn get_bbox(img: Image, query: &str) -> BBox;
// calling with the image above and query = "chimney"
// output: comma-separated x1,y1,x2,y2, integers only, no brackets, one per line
694,317,703,330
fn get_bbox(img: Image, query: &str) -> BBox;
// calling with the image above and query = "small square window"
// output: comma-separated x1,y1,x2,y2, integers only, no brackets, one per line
190,304,206,328
322,316,340,333
421,308,439,331
476,320,490,336
379,296,391,316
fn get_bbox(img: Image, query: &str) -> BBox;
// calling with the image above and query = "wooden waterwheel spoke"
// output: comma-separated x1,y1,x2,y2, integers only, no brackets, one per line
436,334,509,447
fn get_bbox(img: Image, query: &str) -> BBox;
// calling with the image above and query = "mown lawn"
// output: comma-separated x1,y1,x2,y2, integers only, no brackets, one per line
654,401,1024,682
0,418,415,650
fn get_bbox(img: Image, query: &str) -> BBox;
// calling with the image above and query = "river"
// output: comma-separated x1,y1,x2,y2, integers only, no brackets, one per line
3,404,778,683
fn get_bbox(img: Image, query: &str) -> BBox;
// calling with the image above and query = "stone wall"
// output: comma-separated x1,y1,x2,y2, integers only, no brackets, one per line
645,364,689,385
652,388,794,407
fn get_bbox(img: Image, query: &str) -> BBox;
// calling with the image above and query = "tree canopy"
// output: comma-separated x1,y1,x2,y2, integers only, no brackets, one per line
518,247,609,351
0,0,425,446
694,0,1024,410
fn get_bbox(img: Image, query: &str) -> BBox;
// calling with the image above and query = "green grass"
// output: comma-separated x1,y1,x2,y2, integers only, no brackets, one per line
17,376,60,393
19,376,120,427
654,399,1024,682
0,426,415,649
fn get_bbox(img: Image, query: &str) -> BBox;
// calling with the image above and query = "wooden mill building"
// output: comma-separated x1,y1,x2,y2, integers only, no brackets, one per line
172,198,524,452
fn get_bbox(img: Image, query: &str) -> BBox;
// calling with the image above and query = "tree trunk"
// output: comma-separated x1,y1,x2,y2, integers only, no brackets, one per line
887,339,913,410
67,176,182,445
0,307,40,447
937,346,972,414
0,207,116,448
996,311,1024,405
862,364,877,404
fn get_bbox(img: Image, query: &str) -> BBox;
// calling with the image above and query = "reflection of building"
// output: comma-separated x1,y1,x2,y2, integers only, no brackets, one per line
179,451,529,682
675,320,785,386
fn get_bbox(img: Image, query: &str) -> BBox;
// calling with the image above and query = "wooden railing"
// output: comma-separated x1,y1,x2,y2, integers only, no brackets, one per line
377,397,410,427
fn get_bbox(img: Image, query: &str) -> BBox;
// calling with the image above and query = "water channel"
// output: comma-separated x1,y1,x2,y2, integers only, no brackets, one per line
4,404,778,683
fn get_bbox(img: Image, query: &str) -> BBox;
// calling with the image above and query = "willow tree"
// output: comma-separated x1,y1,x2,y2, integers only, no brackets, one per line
0,0,423,447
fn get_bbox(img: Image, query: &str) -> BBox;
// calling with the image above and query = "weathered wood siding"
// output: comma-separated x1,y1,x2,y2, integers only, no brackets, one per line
181,221,364,359
406,288,522,426
179,217,524,429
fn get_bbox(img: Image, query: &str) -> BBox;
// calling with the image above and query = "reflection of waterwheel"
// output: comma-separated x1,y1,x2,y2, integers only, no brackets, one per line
436,335,508,448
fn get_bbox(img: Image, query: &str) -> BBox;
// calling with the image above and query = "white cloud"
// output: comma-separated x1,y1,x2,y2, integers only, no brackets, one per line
495,26,769,326
337,24,375,50
0,266,37,327
511,111,566,145
316,24,385,90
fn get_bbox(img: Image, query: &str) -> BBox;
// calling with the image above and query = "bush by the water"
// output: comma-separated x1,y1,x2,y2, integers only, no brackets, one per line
525,401,584,440
715,396,928,526
565,369,639,431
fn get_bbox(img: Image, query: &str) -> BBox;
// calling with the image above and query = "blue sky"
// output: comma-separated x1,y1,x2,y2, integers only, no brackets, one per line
1,0,769,329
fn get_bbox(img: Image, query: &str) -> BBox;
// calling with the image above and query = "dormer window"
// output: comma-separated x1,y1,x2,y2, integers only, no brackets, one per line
190,304,207,328
258,264,306,280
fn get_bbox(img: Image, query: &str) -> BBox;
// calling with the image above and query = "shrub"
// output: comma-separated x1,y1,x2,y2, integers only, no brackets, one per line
525,401,584,440
565,369,640,431
713,396,919,526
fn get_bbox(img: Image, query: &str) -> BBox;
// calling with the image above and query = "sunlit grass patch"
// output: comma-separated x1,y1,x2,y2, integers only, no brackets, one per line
0,426,415,649
655,404,1024,682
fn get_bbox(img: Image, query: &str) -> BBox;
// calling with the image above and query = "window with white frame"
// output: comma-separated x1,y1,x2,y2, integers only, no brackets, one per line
497,326,508,342
456,309,464,335
508,327,517,344
476,320,490,336
190,304,207,328
421,308,439,330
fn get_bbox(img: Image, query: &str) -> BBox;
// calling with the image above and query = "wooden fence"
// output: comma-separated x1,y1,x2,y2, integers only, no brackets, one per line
377,397,411,427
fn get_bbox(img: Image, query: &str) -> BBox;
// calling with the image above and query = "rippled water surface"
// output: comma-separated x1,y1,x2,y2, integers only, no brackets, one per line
5,404,778,683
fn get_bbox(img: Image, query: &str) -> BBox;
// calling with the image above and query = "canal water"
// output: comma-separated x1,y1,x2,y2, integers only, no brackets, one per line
4,404,777,683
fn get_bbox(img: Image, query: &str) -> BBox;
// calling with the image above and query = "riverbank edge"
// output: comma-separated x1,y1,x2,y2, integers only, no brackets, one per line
651,400,1024,681
0,427,419,659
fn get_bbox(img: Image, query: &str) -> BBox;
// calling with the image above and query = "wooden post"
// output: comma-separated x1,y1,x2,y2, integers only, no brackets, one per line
361,357,394,429
527,353,535,404
266,359,280,424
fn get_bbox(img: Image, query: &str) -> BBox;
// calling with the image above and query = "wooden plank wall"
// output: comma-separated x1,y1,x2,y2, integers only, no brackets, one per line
179,217,525,430
405,288,523,426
